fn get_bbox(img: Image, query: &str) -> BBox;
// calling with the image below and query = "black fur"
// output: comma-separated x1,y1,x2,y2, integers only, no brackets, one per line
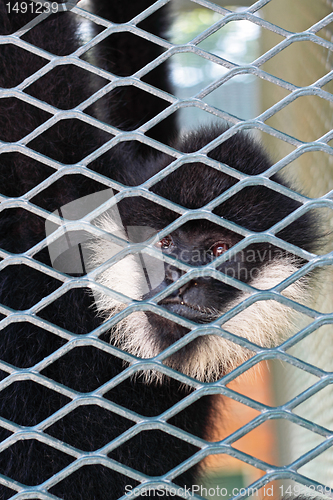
0,1,319,499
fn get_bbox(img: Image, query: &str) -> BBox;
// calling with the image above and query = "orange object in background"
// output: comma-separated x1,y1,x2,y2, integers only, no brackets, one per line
203,361,279,498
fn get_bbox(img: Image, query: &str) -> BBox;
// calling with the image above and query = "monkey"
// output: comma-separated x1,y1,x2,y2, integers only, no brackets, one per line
84,125,318,385
0,0,321,499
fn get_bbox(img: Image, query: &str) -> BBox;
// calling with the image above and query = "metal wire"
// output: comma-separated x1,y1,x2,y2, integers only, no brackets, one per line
0,0,333,498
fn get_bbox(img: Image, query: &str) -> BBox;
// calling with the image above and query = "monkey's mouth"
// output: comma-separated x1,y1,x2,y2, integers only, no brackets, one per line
160,302,217,323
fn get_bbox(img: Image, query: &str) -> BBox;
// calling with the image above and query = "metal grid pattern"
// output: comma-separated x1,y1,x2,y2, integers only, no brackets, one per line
259,0,333,487
0,0,332,498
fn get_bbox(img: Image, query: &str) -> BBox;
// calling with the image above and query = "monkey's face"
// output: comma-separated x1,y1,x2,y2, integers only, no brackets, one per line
88,211,308,383
141,222,240,339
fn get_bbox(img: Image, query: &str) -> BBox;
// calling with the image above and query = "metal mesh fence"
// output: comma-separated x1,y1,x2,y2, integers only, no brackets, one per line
0,0,332,498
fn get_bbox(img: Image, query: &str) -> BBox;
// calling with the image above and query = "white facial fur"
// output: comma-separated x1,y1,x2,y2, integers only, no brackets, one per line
87,214,310,383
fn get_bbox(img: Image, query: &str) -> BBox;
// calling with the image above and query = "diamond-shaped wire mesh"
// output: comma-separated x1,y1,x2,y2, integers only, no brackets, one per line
0,0,332,499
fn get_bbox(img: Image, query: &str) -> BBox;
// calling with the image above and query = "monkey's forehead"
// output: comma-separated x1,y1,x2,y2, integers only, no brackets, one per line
117,178,301,232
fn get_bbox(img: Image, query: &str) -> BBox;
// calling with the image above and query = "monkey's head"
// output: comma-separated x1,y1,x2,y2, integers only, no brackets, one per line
86,127,319,383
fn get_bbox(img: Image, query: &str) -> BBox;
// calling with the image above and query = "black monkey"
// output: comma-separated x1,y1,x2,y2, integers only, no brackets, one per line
0,1,320,499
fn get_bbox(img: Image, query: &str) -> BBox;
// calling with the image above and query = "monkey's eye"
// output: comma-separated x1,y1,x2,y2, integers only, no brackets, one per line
210,242,229,257
156,235,173,249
